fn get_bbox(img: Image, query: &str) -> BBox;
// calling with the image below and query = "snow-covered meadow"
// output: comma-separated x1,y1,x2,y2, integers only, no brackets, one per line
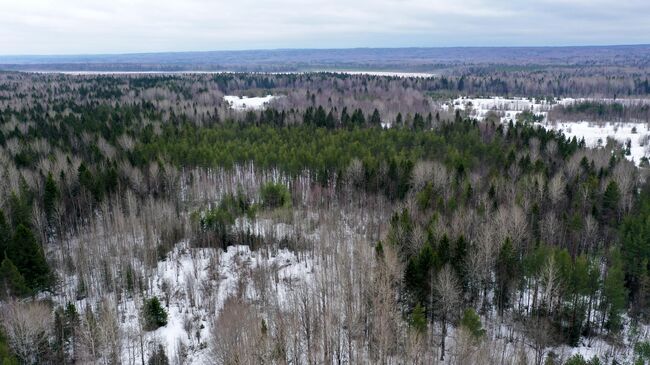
446,96,650,165
223,95,277,110
119,241,314,364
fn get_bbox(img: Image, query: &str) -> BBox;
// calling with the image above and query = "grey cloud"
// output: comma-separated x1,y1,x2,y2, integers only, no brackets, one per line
0,0,648,55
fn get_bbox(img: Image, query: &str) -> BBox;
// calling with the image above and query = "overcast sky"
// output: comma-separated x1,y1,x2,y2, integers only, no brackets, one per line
1,0,649,55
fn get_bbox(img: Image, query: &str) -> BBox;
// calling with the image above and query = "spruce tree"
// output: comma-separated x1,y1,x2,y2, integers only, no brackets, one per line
43,172,59,222
0,258,29,298
495,238,517,316
370,109,381,126
603,251,627,332
7,224,51,291
602,180,620,224
143,297,168,331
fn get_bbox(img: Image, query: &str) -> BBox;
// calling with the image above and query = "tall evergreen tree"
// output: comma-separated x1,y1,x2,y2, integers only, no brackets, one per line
0,210,10,257
7,224,51,291
0,258,29,298
603,251,627,332
495,238,517,316
43,172,59,222
602,180,620,224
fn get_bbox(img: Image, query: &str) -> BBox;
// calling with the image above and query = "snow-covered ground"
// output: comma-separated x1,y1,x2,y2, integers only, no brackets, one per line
52,239,314,364
445,96,555,122
445,96,650,164
542,121,650,164
223,95,276,110
138,242,313,364
328,70,435,78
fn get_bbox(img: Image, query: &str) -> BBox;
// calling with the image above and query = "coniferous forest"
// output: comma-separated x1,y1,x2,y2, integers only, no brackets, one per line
0,71,649,364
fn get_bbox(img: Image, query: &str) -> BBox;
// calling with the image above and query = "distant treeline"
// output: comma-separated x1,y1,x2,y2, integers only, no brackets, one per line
549,101,650,123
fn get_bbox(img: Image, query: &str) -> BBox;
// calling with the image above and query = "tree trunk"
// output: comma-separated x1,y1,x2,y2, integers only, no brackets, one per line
440,316,447,361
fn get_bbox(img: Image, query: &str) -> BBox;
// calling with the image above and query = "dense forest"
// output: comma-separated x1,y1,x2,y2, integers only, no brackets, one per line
0,71,649,364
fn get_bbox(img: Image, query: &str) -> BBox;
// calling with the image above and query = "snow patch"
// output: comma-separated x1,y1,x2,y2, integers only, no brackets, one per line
224,95,276,110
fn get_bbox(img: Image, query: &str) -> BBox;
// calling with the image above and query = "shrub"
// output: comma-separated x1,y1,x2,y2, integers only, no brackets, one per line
148,344,170,365
260,182,291,209
460,308,485,340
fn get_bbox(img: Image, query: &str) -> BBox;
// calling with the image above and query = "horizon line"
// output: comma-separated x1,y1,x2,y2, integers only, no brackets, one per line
1,43,649,58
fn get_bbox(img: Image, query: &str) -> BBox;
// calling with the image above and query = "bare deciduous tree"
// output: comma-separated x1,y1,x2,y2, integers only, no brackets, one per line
1,300,52,364
435,265,461,361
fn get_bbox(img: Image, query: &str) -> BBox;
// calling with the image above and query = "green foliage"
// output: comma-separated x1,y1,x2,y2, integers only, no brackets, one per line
0,328,18,365
143,297,168,331
135,120,530,198
495,238,518,316
404,243,437,306
602,180,620,224
43,172,59,222
260,182,291,209
78,163,104,202
0,211,9,259
603,250,627,332
621,189,650,302
0,258,29,298
410,303,427,334
516,110,544,124
460,308,485,340
7,224,52,292
194,191,262,249
53,303,79,364
8,192,32,229
635,341,650,364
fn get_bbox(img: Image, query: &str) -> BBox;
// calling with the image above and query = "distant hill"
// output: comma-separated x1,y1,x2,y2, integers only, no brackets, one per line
1,45,649,72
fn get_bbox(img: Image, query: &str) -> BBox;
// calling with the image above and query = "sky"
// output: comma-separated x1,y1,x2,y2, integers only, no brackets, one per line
1,0,649,55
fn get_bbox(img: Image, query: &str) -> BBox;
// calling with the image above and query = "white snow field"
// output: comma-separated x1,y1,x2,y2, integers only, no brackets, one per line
445,96,650,164
543,121,650,164
121,241,314,364
223,95,276,110
328,70,435,78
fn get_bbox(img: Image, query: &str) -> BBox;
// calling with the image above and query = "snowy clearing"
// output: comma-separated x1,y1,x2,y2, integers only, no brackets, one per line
223,95,276,110
445,96,650,164
541,121,650,164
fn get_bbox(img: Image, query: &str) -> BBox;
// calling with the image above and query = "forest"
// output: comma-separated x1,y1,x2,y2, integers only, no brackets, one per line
0,71,649,364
